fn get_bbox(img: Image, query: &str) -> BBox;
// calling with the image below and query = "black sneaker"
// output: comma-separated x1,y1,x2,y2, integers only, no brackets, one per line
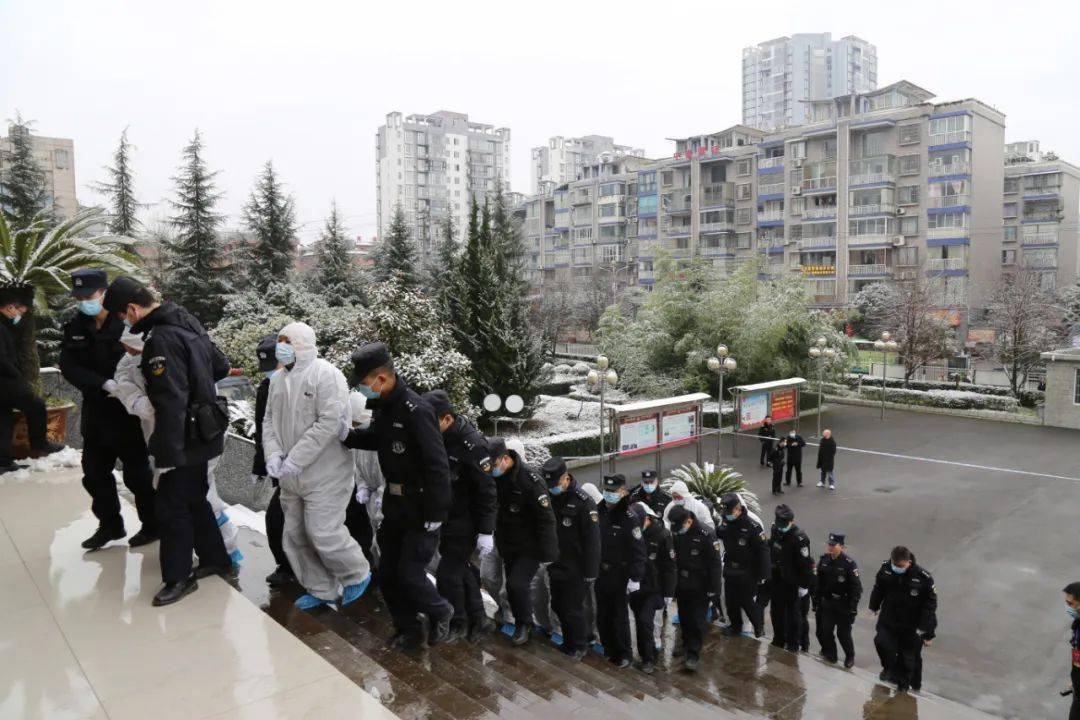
128,527,159,547
511,624,531,646
611,657,631,669
467,615,493,644
81,525,126,550
152,577,198,606
639,661,655,675
684,655,699,672
429,613,453,646
844,656,855,669
29,442,66,459
754,626,765,638
265,566,296,587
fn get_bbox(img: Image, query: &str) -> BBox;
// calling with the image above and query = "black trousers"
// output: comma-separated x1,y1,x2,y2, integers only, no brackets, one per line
771,465,784,494
798,592,811,650
785,460,803,486
769,579,801,650
81,430,155,532
675,587,708,659
344,489,375,568
597,570,632,661
874,622,924,689
267,483,372,573
1071,669,1080,720
156,464,229,583
629,590,664,663
759,440,772,466
377,517,452,634
0,380,47,462
816,604,855,662
724,574,764,634
503,553,541,630
549,569,589,652
436,535,483,623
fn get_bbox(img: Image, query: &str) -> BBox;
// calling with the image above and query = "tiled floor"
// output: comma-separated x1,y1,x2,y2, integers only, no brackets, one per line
0,468,395,720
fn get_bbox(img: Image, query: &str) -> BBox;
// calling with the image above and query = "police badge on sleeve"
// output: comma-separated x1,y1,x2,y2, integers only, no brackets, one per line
391,441,406,454
632,526,643,540
148,356,166,377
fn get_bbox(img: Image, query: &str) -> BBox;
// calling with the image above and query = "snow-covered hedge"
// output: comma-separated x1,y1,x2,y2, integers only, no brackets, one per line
859,386,1020,412
849,375,1042,408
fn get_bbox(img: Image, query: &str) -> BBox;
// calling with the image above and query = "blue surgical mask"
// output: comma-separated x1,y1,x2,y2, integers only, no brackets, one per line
492,463,506,478
891,563,907,574
642,482,657,494
603,491,621,505
777,523,791,533
724,513,737,522
78,299,102,316
275,342,295,366
1067,607,1079,620
548,485,563,496
356,383,380,400
676,524,690,535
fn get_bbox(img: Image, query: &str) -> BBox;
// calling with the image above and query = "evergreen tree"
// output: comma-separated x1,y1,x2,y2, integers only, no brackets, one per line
243,160,298,291
0,114,50,229
164,130,231,325
371,204,419,288
311,200,356,302
426,213,459,317
92,128,140,235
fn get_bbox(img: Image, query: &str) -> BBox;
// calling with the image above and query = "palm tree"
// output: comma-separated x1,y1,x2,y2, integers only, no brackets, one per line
0,208,140,389
663,462,762,520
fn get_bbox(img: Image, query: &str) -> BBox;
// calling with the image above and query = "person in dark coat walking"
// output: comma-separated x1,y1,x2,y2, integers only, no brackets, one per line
669,504,723,671
784,430,806,487
868,546,937,692
767,504,815,652
816,429,837,490
1063,582,1080,720
716,492,769,638
758,416,776,467
769,438,787,495
596,474,647,668
628,501,675,674
629,469,672,516
813,532,861,666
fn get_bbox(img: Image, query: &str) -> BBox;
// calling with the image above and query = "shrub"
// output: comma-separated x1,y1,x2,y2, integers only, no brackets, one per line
851,375,1042,408
860,386,1019,412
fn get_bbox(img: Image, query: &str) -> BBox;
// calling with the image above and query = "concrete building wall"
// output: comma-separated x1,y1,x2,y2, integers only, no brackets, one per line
0,131,78,222
1041,349,1080,429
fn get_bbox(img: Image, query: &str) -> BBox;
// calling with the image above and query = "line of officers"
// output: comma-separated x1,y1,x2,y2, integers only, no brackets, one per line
326,343,938,692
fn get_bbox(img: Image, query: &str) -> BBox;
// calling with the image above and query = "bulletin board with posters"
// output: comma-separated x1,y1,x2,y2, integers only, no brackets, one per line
660,406,697,448
769,389,796,422
738,392,770,430
607,393,711,474
617,413,659,457
730,378,807,456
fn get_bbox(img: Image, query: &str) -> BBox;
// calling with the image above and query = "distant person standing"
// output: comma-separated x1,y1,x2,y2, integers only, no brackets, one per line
784,430,806,487
869,546,937,692
758,416,776,467
1063,582,1080,720
769,437,787,495
816,429,837,490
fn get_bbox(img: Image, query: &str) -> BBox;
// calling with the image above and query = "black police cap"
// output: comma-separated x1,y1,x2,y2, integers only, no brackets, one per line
828,532,845,546
70,269,108,298
0,282,34,307
348,342,392,386
668,504,692,526
720,492,741,511
256,334,277,373
541,456,567,486
774,503,794,523
422,389,453,418
486,436,507,459
602,473,626,490
103,276,145,313
641,470,657,481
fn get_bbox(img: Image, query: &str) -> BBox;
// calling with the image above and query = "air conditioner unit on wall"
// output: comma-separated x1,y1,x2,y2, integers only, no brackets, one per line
793,159,804,168
892,236,906,246
896,207,906,215
791,187,802,195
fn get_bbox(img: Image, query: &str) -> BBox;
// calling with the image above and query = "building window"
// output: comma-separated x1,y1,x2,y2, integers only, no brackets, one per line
898,124,920,145
54,149,70,170
1040,272,1057,291
736,208,752,225
1002,249,1016,265
737,159,751,176
789,141,806,160
899,154,921,175
736,232,752,249
1004,225,1017,242
927,212,967,230
1003,177,1019,193
897,185,920,205
1003,203,1018,218
637,195,658,214
900,216,919,235
896,246,919,266
661,171,674,187
1075,369,1080,405
736,183,752,200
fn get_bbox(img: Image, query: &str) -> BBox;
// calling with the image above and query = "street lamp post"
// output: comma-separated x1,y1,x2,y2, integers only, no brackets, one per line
808,336,836,438
588,355,619,474
873,331,899,420
707,344,737,469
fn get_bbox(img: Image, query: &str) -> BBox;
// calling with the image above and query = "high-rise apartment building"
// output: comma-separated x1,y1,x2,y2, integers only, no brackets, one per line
530,135,645,194
0,125,78,221
376,111,511,255
742,33,877,131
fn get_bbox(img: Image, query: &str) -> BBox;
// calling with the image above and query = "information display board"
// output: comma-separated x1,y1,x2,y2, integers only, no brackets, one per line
769,389,796,422
738,392,769,430
617,414,659,457
661,407,697,447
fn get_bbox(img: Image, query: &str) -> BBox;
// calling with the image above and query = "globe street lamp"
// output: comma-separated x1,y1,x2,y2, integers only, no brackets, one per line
588,356,618,473
873,331,899,420
808,339,836,438
707,344,737,468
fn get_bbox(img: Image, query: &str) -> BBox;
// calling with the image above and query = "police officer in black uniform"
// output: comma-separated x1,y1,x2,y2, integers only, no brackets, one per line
424,390,498,643
596,474,647,668
813,532,862,667
716,492,769,638
629,501,675,675
541,456,600,661
767,503,815,651
61,269,157,550
668,504,722,671
868,545,937,692
104,277,232,606
489,436,558,646
758,415,776,467
341,342,454,648
629,469,671,517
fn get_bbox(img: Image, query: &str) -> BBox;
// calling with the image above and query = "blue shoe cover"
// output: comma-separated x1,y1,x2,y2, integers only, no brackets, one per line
341,575,372,606
229,549,243,567
294,593,332,610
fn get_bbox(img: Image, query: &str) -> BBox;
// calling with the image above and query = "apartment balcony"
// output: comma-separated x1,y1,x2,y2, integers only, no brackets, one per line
803,175,837,192
571,194,593,206
661,193,694,214
848,155,896,186
849,233,894,247
928,130,972,146
1023,185,1062,199
664,224,692,237
700,183,736,207
799,237,837,250
758,156,784,170
803,206,837,220
927,195,970,209
758,182,785,198
700,221,735,234
757,210,785,223
928,162,971,178
927,226,969,240
850,203,895,216
758,239,786,253
1022,230,1058,245
1022,212,1062,223
927,257,966,272
848,263,890,277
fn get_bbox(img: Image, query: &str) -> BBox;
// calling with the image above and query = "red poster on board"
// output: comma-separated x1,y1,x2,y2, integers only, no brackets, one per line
770,389,796,422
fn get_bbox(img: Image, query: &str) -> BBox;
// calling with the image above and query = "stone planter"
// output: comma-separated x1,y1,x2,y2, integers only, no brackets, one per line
10,403,74,459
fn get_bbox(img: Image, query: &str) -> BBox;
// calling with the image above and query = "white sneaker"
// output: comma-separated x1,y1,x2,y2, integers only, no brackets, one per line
816,481,824,487
829,484,836,491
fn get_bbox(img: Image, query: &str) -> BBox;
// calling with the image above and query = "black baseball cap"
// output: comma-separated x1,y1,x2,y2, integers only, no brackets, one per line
422,389,453,418
348,342,392,386
70,269,108,298
541,456,567,487
486,436,508,459
720,492,741,511
102,276,145,313
827,532,845,546
602,474,626,490
668,505,692,526
256,335,277,372
641,470,658,481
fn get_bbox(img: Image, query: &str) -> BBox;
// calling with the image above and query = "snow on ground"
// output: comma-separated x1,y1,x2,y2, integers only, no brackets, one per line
1,447,82,483
519,394,602,441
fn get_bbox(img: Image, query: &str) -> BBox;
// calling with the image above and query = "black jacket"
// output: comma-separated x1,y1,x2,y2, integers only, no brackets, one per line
442,416,497,539
758,422,776,444
717,512,770,582
0,316,21,381
784,434,806,462
640,521,677,598
768,523,816,588
816,437,837,472
343,377,451,527
629,484,672,517
252,377,270,476
868,561,938,639
672,521,723,597
59,311,145,444
813,551,862,615
1070,619,1080,689
598,495,647,582
769,443,786,473
133,302,230,468
492,450,558,562
549,482,601,581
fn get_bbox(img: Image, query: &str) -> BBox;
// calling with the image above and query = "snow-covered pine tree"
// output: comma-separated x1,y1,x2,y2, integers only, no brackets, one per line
311,200,356,303
426,213,460,319
92,128,141,235
243,160,298,291
0,114,50,229
371,204,419,289
164,130,232,325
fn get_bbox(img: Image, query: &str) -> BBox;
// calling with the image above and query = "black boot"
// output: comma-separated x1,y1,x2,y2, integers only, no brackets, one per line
684,654,699,671
193,562,235,579
152,577,198,606
467,615,492,643
81,525,126,550
265,566,296,587
844,656,855,669
128,526,159,547
429,613,453,646
29,442,65,458
511,624,531,646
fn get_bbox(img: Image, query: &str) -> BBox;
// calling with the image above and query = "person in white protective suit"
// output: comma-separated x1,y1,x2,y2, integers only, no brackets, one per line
662,480,716,530
347,390,385,568
111,329,243,566
263,322,371,610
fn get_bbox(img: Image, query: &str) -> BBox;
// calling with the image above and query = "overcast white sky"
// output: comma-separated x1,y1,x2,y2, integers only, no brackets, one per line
2,0,1077,245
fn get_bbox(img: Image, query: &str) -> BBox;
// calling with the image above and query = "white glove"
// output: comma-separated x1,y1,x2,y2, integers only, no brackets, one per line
424,521,442,532
355,485,371,505
278,457,302,482
626,580,641,594
349,391,367,421
338,415,350,442
132,396,154,420
103,379,118,395
798,587,810,598
266,454,284,478
158,467,176,476
476,534,494,557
